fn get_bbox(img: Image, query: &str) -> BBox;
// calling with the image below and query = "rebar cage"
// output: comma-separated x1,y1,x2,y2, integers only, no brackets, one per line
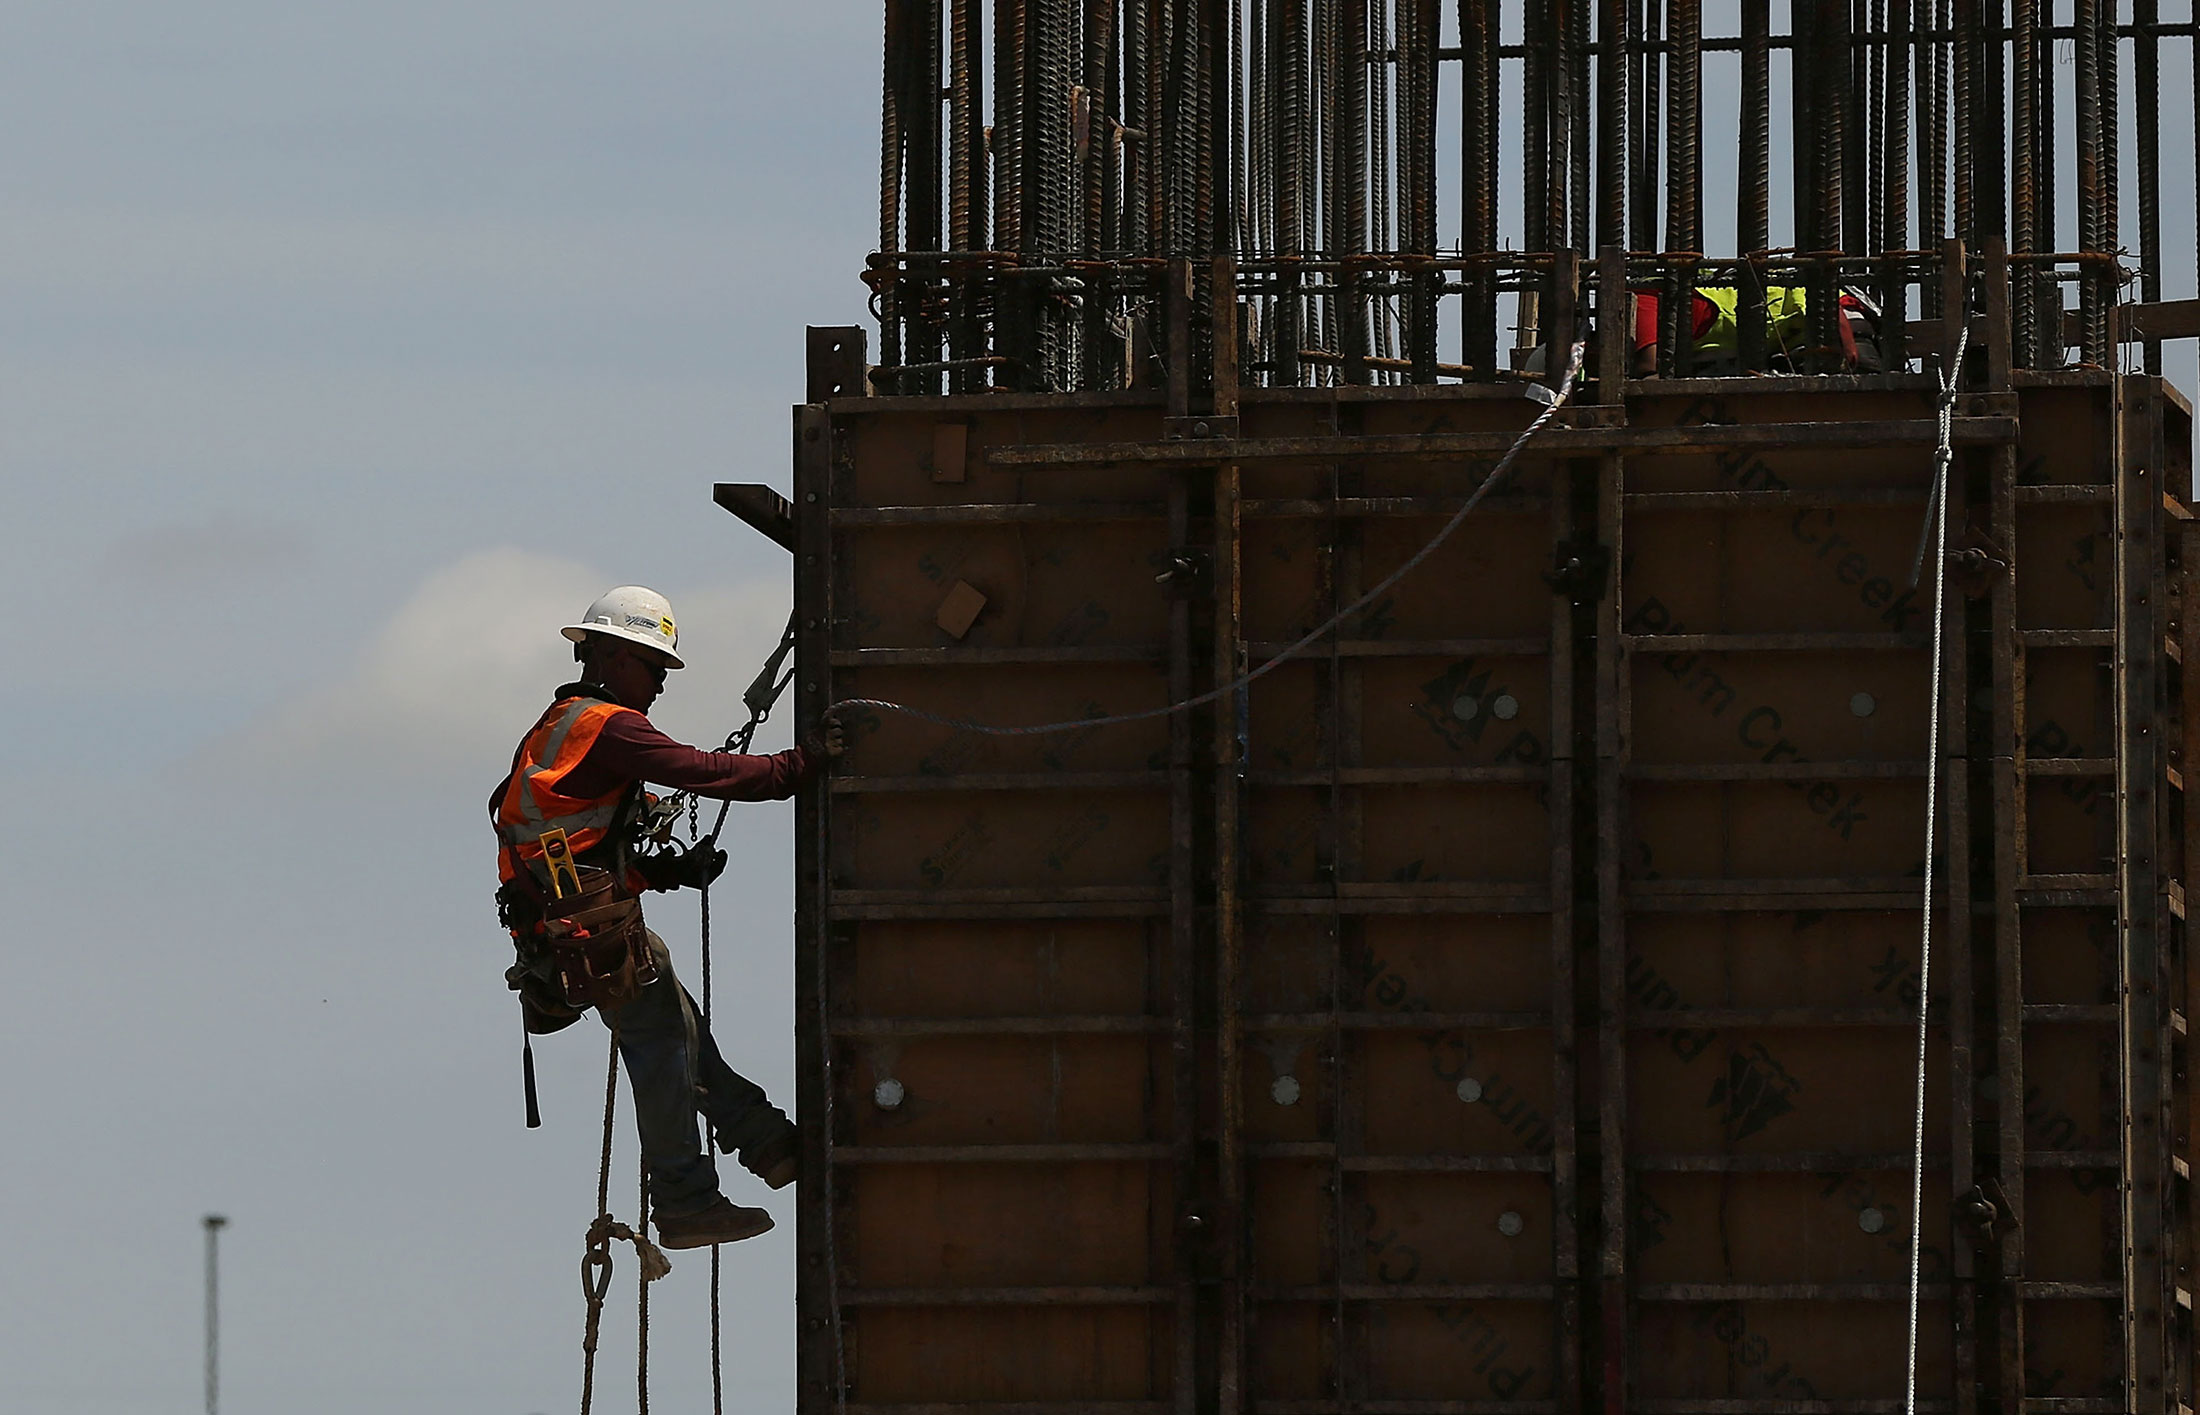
869,0,2200,395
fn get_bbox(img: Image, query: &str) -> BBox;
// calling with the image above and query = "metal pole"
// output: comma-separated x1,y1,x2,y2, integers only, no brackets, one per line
202,1214,228,1415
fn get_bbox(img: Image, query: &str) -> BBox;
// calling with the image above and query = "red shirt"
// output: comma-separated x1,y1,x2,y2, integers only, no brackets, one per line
490,682,813,819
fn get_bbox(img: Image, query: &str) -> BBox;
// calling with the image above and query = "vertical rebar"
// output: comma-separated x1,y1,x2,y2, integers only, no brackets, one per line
1630,0,1656,250
1123,0,1146,250
1275,0,1304,381
949,0,979,389
1372,0,1396,358
1885,0,1912,358
2137,0,2160,372
914,0,946,389
2010,0,2036,363
1146,0,1167,251
1921,0,1948,307
1597,0,1629,254
1668,0,1701,372
203,1215,228,1415
2075,0,2106,361
1196,0,1219,262
1846,0,1870,257
1977,0,2006,243
2096,0,2121,360
1083,0,1118,254
1740,0,1771,370
1526,0,1553,256
1463,0,1498,374
1819,0,1847,254
1810,0,1846,356
1952,0,1972,244
880,0,907,375
1410,0,1440,379
1868,0,1886,255
1232,0,1247,254
2034,0,2056,356
1343,0,1369,379
1569,0,1592,252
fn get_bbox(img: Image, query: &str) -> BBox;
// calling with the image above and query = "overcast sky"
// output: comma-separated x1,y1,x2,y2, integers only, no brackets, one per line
2,4,873,1412
6,3,2198,1413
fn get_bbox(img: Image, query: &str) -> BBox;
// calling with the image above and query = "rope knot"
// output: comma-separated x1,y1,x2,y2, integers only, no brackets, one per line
586,1213,673,1283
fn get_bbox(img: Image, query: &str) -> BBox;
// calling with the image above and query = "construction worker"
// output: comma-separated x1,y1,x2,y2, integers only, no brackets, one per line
1628,284,1883,375
492,586,848,1250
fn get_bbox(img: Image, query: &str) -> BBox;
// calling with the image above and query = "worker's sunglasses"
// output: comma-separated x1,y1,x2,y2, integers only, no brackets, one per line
621,646,669,686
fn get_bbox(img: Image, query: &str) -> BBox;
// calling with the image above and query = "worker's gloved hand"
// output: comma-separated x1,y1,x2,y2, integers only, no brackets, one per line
677,846,729,890
636,845,728,892
803,703,852,762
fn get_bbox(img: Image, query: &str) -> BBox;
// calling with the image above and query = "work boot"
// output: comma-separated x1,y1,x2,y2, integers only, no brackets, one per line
738,1127,801,1190
653,1196,774,1250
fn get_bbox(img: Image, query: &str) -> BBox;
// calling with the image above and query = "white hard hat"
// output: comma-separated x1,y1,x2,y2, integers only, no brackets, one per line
562,585,685,669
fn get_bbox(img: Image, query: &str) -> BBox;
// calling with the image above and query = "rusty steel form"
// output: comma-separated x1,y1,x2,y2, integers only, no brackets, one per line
864,0,2200,396
763,243,2200,1414
802,6,2200,1413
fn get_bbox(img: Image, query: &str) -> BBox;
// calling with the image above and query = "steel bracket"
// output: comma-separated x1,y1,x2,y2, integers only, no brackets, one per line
1164,415,1240,441
714,483,798,553
1959,1179,2018,1247
1951,528,2012,599
1155,548,1213,599
1545,536,1614,604
806,325,869,403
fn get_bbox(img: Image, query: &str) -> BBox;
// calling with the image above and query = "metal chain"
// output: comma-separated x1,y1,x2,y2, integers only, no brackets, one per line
1905,314,1969,1415
837,345,1586,738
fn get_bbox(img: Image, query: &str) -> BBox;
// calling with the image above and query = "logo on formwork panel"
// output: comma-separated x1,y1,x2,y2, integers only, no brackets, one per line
1708,1042,1802,1142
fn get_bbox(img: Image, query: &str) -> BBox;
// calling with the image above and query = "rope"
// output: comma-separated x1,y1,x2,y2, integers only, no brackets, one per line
578,1026,670,1415
699,827,724,1415
636,1149,650,1414
837,344,1588,738
578,1031,618,1415
1904,314,1969,1415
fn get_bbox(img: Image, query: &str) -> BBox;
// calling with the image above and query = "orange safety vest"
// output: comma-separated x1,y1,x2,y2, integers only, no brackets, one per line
495,695,643,891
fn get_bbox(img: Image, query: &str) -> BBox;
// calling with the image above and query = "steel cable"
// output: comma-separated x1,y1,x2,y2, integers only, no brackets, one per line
837,343,1585,738
1904,315,1968,1415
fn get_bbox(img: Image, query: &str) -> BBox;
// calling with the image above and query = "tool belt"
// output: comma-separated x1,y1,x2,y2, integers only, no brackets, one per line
534,864,659,1011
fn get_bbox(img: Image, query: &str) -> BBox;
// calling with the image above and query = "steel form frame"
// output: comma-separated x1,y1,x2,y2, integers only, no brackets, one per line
785,253,2196,1413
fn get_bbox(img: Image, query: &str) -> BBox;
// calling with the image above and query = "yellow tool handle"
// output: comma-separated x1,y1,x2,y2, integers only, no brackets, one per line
537,828,581,899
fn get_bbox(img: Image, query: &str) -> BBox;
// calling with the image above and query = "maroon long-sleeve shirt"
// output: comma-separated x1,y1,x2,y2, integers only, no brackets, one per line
491,681,815,819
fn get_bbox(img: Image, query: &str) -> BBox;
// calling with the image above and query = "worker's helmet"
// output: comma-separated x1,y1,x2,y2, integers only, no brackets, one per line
563,586,685,669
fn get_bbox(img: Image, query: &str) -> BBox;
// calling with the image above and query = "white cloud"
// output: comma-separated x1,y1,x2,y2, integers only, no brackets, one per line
213,546,793,781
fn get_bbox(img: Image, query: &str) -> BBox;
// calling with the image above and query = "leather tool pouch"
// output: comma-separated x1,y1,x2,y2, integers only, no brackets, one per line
539,865,659,1010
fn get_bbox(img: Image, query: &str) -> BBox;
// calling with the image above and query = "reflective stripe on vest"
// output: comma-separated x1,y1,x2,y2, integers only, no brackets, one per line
496,696,638,883
1690,286,1812,359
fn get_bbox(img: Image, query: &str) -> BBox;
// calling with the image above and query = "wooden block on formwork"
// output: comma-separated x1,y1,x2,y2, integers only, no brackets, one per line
935,579,987,639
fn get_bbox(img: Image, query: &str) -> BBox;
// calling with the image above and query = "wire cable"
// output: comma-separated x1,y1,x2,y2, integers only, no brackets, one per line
837,343,1587,738
1905,315,1968,1415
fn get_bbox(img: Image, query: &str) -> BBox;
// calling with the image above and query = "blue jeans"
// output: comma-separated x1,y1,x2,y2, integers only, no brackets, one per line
595,931,793,1216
